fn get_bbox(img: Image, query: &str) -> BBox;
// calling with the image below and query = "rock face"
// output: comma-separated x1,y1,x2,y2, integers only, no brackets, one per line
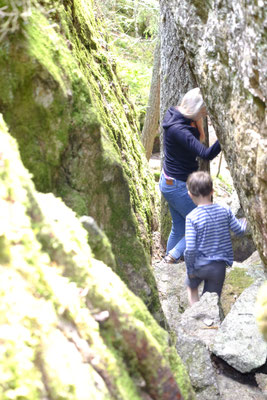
159,1,197,246
0,114,196,400
0,0,160,311
80,216,117,271
153,255,267,398
176,293,222,400
213,282,267,373
164,0,267,267
217,190,256,262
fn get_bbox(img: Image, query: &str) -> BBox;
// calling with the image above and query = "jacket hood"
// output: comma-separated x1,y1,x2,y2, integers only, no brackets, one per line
162,107,192,130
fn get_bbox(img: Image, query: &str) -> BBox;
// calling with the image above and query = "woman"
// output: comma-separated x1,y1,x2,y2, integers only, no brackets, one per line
159,87,221,263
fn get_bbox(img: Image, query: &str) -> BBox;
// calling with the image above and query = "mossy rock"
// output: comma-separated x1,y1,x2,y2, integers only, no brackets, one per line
0,113,195,399
80,215,117,271
160,198,172,249
0,0,160,313
221,261,260,316
256,282,267,342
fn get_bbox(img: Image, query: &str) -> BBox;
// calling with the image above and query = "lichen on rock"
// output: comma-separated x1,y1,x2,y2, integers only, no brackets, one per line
256,281,267,342
0,113,195,399
0,0,161,312
166,0,267,268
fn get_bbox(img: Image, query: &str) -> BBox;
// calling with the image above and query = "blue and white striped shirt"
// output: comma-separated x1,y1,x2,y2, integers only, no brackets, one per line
184,204,247,275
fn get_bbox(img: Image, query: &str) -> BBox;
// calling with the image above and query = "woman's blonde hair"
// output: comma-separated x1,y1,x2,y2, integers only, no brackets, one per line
178,87,205,120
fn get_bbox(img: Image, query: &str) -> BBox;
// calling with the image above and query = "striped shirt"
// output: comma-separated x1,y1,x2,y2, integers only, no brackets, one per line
184,204,247,275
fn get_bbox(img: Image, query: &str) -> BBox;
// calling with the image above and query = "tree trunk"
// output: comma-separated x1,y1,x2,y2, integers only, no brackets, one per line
133,0,139,37
159,1,197,247
198,117,210,172
141,39,161,160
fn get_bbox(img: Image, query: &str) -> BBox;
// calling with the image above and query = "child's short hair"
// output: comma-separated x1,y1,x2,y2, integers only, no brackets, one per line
187,171,213,197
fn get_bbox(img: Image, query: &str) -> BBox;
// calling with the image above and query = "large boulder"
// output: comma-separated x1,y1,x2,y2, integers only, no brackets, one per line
0,0,160,311
153,254,267,398
212,282,267,373
216,374,266,400
0,114,195,400
165,0,267,267
175,293,222,400
216,190,256,262
80,215,117,271
221,251,266,315
153,260,190,330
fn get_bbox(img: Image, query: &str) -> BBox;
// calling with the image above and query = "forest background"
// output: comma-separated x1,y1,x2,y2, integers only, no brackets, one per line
96,0,159,130
95,0,230,188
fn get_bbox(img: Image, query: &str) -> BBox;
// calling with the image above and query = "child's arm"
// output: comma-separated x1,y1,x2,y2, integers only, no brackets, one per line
184,217,197,277
228,209,247,236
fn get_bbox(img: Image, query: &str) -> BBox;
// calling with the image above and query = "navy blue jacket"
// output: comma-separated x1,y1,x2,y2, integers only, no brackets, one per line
163,107,221,181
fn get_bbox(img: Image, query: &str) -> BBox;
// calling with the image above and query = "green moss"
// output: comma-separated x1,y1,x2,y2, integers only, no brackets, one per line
168,348,196,400
160,199,172,247
256,282,267,341
0,112,196,399
87,261,195,399
0,0,161,315
189,0,211,23
80,215,117,271
0,236,11,264
0,9,73,192
56,185,88,217
221,266,254,316
153,171,160,182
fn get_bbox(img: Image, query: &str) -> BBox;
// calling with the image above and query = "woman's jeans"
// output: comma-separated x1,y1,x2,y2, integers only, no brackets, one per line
159,173,196,260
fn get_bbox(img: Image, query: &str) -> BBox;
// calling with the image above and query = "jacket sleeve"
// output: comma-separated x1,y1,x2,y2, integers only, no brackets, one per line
170,125,221,160
184,217,197,275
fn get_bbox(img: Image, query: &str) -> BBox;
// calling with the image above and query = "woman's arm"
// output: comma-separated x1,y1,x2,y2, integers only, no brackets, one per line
170,124,221,160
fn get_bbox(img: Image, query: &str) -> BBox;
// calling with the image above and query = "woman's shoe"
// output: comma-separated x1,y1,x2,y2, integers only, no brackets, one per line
164,254,177,264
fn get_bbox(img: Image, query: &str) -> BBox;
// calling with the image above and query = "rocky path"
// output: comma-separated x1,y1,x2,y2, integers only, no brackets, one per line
151,254,267,400
149,150,267,399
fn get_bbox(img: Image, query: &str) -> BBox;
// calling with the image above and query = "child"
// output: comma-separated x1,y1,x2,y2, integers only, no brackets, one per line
184,171,247,306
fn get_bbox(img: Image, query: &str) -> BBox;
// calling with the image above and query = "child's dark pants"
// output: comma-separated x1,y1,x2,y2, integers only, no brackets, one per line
185,261,226,297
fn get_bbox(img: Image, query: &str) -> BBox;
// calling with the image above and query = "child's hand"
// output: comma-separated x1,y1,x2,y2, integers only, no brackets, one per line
239,217,247,230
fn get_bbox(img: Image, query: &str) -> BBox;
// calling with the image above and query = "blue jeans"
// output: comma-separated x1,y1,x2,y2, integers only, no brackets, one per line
159,173,196,260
